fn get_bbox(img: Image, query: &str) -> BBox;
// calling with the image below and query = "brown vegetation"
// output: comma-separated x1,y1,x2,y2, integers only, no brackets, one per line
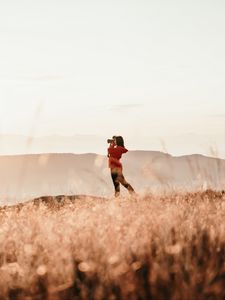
0,190,225,300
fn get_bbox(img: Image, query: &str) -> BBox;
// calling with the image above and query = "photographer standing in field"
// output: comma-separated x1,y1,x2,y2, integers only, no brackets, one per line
107,136,135,197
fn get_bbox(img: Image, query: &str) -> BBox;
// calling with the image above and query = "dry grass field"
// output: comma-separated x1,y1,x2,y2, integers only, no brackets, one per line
0,190,225,300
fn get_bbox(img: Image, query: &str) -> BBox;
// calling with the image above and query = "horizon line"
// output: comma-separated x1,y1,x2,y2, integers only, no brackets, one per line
0,150,224,161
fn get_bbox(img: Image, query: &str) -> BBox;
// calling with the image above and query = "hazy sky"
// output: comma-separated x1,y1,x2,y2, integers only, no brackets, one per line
0,0,225,155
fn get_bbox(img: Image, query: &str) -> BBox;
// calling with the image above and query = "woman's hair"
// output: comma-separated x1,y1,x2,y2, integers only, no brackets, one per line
115,136,125,147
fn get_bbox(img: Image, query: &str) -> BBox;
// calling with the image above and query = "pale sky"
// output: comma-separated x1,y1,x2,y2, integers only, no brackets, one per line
0,0,225,156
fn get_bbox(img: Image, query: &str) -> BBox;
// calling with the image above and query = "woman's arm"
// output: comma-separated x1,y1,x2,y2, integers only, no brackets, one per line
108,142,116,155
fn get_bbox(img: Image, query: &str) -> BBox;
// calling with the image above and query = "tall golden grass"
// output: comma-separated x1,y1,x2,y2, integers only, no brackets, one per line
0,190,225,300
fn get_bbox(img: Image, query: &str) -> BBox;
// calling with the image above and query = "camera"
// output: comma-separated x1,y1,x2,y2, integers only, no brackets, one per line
107,136,116,144
107,139,114,144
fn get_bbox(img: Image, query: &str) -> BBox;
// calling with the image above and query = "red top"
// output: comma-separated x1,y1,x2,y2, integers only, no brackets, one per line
108,143,128,169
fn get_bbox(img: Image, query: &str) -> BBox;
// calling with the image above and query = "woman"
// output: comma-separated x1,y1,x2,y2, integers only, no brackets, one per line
107,136,135,197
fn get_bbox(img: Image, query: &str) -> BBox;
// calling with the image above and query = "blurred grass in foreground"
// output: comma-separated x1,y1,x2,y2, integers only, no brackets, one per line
0,190,225,300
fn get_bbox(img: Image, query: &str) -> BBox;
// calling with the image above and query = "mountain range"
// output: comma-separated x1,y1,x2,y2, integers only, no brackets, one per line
0,151,224,205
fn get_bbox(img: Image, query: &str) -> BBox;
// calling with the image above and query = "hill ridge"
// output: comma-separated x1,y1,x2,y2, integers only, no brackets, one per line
0,152,225,205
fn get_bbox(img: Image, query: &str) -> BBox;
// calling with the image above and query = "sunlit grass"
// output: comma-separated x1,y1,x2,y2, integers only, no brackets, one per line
0,190,225,299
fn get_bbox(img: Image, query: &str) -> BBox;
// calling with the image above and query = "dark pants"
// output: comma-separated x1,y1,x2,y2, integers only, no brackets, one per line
111,168,135,197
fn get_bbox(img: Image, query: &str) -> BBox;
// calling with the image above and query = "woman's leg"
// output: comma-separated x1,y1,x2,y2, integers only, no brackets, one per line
111,169,120,197
118,171,135,194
